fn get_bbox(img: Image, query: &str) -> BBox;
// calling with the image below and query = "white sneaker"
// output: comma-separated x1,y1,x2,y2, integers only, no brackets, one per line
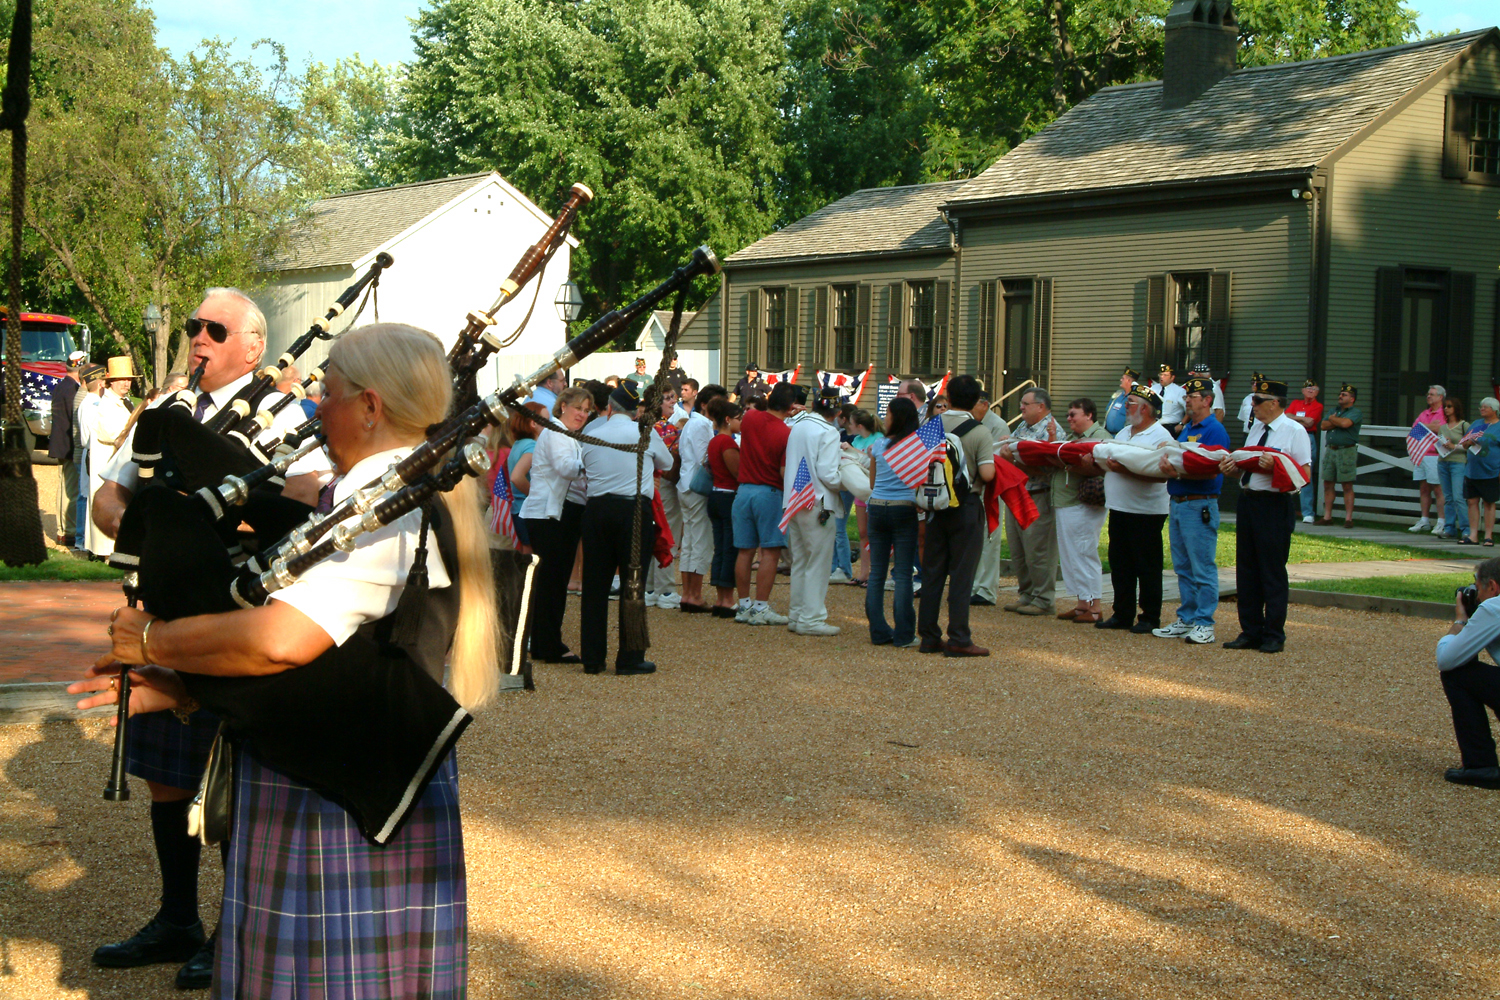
644,591,658,607
885,578,895,592
795,622,841,636
1433,522,1447,536
1409,519,1431,532
745,606,789,626
1302,515,1314,524
828,569,851,585
1152,620,1194,638
912,579,922,597
1184,624,1216,645
734,605,752,623
655,592,681,609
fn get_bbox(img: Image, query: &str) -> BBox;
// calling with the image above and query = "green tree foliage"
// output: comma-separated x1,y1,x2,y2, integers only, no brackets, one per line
4,0,374,382
1233,0,1419,66
379,0,786,321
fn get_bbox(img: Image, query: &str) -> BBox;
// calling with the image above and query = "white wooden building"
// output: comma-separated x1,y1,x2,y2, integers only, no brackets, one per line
255,172,578,399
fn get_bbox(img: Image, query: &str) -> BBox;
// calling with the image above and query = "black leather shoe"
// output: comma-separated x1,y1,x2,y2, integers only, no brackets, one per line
92,917,204,968
1094,615,1131,630
616,661,657,675
541,652,583,665
583,663,606,674
1222,633,1263,650
968,596,995,607
174,929,216,990
1128,620,1159,634
918,640,945,654
1258,639,1286,653
1444,766,1500,788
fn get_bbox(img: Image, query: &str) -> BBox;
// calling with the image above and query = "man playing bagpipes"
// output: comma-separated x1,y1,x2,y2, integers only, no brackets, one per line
86,289,328,989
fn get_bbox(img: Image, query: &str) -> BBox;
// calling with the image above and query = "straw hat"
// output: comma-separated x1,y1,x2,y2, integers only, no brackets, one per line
104,356,140,381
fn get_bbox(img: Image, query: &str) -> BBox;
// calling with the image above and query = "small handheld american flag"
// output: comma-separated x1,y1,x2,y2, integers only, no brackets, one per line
489,463,518,542
883,416,948,488
778,457,817,531
1406,422,1440,465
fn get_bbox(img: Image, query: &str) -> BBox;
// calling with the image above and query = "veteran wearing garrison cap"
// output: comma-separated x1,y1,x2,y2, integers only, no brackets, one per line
1104,365,1141,435
1318,383,1362,527
1190,361,1226,421
1219,379,1312,654
1150,364,1188,436
1237,371,1267,435
1285,378,1324,524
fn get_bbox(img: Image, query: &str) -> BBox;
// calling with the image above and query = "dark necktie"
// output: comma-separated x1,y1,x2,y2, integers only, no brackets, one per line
1241,423,1266,488
192,392,212,421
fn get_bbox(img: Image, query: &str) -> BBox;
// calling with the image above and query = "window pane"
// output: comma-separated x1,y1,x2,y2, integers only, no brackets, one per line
765,288,786,371
1473,99,1500,176
1174,273,1208,369
833,285,857,370
909,281,935,373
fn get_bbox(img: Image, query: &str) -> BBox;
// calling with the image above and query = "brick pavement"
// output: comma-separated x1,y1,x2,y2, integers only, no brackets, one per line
0,581,120,684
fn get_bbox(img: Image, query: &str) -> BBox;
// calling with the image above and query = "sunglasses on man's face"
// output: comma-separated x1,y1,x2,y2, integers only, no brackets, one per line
184,317,232,343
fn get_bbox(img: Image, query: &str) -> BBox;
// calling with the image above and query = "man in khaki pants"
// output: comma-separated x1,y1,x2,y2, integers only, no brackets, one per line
997,388,1062,615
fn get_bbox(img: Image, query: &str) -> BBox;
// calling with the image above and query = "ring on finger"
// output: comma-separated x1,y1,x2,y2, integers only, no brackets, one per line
109,677,118,692
107,624,114,637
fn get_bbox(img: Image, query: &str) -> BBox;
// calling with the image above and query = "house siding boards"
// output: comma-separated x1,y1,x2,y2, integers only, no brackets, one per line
722,254,956,387
1324,42,1500,416
958,197,1312,413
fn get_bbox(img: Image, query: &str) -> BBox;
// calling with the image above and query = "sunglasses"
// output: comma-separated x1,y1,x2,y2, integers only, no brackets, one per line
1251,394,1277,404
184,317,233,343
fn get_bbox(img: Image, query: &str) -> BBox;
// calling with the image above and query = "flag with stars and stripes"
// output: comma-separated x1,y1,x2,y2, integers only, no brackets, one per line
883,415,949,488
1406,422,1440,465
817,364,874,405
488,462,518,542
17,362,67,411
778,457,817,531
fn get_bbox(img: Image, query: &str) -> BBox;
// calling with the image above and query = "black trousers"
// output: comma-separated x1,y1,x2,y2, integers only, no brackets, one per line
1236,490,1296,643
1108,510,1167,625
1441,658,1500,769
918,494,985,647
580,494,657,669
524,500,584,661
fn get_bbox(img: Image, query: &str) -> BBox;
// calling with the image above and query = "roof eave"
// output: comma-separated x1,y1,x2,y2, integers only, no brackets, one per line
722,245,955,271
942,170,1318,221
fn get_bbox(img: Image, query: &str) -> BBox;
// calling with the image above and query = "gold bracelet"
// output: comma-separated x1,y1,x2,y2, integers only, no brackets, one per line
141,619,156,666
172,697,200,725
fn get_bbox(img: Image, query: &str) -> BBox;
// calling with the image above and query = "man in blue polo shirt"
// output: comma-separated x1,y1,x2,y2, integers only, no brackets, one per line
1103,366,1139,435
1153,373,1231,644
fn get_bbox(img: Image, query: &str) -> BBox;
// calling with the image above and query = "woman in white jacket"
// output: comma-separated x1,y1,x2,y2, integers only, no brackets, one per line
82,359,138,557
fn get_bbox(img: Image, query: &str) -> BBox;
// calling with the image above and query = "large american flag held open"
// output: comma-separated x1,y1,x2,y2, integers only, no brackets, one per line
883,416,948,488
778,457,817,531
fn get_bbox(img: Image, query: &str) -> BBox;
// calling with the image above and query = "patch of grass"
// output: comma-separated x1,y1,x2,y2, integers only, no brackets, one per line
0,549,123,582
1291,572,1473,604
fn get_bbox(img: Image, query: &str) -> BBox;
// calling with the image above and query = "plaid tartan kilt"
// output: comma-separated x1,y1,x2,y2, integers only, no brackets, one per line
214,747,467,999
124,707,219,790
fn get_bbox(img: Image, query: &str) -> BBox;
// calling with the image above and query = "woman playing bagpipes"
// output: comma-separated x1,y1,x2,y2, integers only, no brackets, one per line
72,323,500,999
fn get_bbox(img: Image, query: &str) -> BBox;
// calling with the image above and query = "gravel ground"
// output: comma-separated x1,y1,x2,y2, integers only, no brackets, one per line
3,586,1499,999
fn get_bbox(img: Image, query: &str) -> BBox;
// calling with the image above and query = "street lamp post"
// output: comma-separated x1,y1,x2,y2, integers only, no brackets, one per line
142,304,162,387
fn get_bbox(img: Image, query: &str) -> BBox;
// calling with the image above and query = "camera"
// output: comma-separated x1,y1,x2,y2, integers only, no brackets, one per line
1458,584,1479,618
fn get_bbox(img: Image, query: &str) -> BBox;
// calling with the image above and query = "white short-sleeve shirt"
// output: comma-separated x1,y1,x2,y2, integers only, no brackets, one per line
271,446,451,645
1105,421,1173,515
1243,412,1313,493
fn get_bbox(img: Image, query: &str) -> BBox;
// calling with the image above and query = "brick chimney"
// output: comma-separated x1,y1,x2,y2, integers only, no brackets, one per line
1163,0,1239,110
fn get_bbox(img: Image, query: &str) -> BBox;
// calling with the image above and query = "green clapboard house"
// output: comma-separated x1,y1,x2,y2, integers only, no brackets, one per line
719,4,1500,433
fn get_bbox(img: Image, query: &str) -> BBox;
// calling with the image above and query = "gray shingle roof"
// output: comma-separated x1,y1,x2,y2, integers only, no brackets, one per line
267,173,493,272
947,29,1493,209
650,309,698,333
725,181,965,266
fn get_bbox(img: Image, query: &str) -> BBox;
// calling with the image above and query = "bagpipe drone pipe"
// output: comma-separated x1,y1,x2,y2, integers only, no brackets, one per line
101,245,723,845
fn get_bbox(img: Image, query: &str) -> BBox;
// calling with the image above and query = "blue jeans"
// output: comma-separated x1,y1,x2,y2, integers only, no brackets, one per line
1168,497,1219,626
706,491,738,589
865,503,918,644
1300,439,1319,518
831,489,854,576
1439,460,1470,536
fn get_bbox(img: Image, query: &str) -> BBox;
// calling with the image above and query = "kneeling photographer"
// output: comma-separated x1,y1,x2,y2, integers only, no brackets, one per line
1436,555,1500,788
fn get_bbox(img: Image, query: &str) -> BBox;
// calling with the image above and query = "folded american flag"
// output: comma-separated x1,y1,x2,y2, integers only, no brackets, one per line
489,462,518,542
1406,422,1440,465
884,416,948,488
778,457,817,531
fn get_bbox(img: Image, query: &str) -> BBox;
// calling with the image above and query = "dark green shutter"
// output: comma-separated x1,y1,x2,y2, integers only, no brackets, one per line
934,280,951,375
1204,271,1232,376
1033,278,1053,388
1145,275,1167,374
1450,271,1476,402
815,285,830,369
857,283,872,367
746,288,761,371
887,282,905,373
1373,267,1404,417
785,286,800,373
979,281,999,393
1444,95,1472,179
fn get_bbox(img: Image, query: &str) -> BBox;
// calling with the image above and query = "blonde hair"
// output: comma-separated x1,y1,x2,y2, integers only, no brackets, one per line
327,323,502,711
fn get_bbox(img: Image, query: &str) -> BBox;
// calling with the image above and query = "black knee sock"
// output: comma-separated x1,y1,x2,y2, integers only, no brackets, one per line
151,799,201,928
